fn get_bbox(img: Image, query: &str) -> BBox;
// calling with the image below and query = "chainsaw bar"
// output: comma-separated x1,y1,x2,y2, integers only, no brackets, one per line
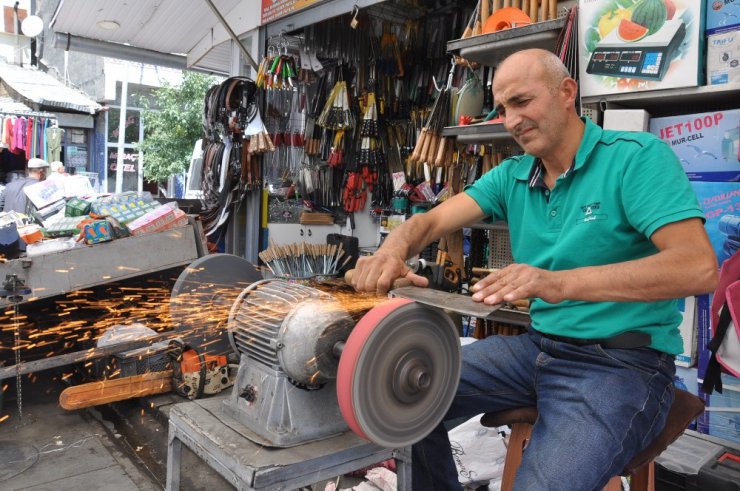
59,370,173,410
337,298,461,448
170,254,262,357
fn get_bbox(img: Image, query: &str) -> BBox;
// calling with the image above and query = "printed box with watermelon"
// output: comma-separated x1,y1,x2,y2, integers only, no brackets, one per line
579,0,704,97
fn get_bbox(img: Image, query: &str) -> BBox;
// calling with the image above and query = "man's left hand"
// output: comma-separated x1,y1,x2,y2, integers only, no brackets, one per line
471,263,564,305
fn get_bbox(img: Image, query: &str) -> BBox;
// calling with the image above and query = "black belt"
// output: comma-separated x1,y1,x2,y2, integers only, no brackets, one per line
533,328,651,349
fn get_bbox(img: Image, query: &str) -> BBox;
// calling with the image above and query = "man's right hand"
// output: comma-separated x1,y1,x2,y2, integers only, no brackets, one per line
351,253,429,295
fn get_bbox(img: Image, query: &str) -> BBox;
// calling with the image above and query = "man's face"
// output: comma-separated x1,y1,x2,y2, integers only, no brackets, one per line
492,61,568,158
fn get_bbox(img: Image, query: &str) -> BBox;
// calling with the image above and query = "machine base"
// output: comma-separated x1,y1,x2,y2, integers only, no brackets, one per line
223,356,348,447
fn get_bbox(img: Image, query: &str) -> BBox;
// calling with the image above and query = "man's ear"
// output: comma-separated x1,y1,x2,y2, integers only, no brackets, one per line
560,77,578,106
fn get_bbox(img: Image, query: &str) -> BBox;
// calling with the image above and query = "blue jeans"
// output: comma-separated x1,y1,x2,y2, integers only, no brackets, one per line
413,329,675,490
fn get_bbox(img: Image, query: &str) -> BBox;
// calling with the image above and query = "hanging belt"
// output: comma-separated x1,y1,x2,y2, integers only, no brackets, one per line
532,327,651,349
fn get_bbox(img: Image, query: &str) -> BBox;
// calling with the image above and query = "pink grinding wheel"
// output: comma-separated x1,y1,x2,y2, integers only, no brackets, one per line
337,298,461,448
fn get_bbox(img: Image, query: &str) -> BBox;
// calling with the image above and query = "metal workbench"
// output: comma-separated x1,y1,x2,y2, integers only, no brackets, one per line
0,220,206,308
167,395,412,490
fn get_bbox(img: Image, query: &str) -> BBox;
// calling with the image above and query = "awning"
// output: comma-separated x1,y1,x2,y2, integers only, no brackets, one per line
0,61,100,114
50,0,259,75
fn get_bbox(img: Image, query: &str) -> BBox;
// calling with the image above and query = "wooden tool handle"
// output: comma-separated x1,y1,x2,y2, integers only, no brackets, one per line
344,269,413,290
549,0,557,20
530,0,539,22
482,0,490,25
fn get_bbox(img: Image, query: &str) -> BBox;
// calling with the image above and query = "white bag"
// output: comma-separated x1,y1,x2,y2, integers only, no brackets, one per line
447,414,507,487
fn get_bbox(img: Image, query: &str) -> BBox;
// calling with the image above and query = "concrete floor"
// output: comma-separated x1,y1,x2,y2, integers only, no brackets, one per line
0,373,159,491
0,373,373,491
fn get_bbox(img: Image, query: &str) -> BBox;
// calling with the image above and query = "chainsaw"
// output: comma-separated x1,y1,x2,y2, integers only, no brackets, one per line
59,341,233,411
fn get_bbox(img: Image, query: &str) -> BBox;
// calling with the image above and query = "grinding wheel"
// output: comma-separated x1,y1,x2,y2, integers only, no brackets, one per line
170,254,262,357
337,298,461,448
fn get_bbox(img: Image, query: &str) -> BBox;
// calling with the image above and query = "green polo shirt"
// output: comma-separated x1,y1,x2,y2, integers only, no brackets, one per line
465,118,704,354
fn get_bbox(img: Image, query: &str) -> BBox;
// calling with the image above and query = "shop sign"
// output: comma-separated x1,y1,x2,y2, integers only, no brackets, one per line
107,149,139,173
261,0,323,24
66,144,88,168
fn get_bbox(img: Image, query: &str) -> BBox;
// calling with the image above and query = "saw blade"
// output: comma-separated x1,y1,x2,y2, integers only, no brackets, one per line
170,254,262,357
337,298,461,448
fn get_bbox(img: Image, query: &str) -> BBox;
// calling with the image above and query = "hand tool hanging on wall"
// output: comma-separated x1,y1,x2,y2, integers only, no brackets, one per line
408,61,455,167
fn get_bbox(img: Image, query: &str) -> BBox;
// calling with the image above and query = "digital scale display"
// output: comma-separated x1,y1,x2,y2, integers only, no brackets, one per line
586,21,686,81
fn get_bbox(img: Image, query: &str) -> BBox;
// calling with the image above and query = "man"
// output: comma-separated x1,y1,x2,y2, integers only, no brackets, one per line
351,49,718,490
3,157,49,214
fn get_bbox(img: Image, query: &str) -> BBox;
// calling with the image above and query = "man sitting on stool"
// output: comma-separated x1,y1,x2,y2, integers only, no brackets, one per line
350,49,718,490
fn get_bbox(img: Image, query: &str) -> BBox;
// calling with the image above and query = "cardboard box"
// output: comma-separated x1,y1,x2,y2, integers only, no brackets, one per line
697,379,740,445
579,0,704,97
707,29,740,85
82,220,113,245
676,296,698,367
126,205,186,236
706,0,740,35
65,197,91,217
649,109,740,181
691,181,740,266
603,109,651,131
42,216,86,238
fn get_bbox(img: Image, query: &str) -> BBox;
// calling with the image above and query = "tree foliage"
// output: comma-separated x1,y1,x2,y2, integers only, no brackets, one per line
138,72,215,183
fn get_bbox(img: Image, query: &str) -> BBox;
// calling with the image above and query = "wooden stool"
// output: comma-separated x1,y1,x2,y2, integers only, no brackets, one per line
480,389,704,491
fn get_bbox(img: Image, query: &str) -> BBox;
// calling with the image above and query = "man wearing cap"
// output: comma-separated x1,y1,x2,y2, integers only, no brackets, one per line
3,157,49,214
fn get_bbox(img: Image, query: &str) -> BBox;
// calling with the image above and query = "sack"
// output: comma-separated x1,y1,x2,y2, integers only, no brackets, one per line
701,252,740,394
447,414,507,487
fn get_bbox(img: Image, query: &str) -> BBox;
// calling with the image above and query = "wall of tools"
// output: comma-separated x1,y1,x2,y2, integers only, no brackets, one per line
196,0,573,298
253,0,531,279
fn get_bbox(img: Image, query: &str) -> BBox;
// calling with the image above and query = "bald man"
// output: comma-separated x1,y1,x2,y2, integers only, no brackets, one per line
351,49,717,489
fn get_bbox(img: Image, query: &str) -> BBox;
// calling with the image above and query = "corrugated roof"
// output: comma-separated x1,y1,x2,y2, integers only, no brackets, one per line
0,95,32,113
0,61,100,114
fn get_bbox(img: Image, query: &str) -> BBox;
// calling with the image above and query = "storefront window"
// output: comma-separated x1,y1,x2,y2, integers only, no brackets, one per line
107,108,141,144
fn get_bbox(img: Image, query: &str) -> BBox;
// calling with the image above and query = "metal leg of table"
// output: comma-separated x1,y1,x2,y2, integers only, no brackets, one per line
395,446,412,490
166,422,182,491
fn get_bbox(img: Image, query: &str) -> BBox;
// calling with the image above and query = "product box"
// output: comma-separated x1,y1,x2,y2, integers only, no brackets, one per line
649,109,740,181
82,220,113,245
126,205,186,236
697,379,740,445
690,181,740,266
65,197,91,217
697,293,713,381
707,29,740,85
603,109,651,131
706,0,740,35
579,0,704,97
676,296,698,367
42,215,86,238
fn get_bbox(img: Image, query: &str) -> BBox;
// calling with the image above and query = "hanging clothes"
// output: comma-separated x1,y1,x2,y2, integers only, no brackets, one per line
11,117,26,155
25,116,34,156
46,126,65,162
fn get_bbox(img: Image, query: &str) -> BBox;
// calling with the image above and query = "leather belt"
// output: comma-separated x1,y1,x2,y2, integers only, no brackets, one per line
532,328,651,349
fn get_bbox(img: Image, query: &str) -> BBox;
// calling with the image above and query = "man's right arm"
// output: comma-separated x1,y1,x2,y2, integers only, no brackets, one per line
352,192,486,294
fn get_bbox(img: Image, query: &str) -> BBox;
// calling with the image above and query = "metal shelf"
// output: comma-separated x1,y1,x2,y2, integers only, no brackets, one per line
581,83,740,117
442,123,514,144
447,18,566,67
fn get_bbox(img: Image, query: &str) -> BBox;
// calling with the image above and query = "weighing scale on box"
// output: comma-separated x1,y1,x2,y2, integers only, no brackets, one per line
586,19,686,81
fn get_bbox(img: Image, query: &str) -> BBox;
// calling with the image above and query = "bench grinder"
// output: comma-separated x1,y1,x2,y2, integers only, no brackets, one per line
170,254,461,448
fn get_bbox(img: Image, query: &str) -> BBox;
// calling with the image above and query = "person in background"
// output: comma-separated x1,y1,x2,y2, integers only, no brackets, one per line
351,49,718,489
46,161,69,182
2,157,49,214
